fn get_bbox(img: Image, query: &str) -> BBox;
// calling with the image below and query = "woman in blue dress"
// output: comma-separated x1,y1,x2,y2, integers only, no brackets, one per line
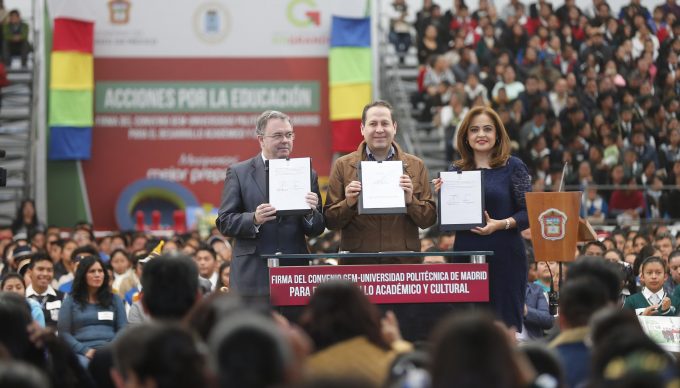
435,105,532,330
58,256,127,366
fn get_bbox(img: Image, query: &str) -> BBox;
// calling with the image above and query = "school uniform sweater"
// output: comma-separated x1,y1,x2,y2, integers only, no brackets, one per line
623,291,679,316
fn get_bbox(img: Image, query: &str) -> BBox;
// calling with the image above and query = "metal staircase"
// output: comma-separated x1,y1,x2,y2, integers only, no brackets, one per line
378,41,449,178
0,65,34,226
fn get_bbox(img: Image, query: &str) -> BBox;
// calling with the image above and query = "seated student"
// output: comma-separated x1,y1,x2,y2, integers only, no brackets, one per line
119,253,143,304
24,253,64,328
209,311,296,388
666,251,680,295
582,241,606,257
624,256,679,316
549,276,609,388
0,293,92,387
57,244,97,293
2,10,29,68
430,311,537,388
534,261,559,293
518,257,554,342
112,323,207,388
300,281,411,386
1,272,45,327
581,187,608,224
109,249,133,294
140,255,200,321
54,239,77,287
121,241,163,306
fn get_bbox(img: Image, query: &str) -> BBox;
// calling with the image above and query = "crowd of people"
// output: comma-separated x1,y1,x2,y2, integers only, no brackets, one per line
387,0,680,223
2,216,680,387
3,133,680,388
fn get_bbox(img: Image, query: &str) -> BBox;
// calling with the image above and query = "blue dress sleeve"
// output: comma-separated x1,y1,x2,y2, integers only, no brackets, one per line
57,296,88,355
510,157,532,231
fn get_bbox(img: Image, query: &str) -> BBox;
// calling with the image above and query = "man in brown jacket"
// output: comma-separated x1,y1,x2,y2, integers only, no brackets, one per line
324,100,437,264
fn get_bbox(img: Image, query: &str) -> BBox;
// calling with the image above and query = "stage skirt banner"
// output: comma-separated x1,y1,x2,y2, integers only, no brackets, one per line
270,263,489,306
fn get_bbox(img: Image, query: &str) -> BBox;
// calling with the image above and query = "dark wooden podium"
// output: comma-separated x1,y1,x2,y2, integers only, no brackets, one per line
265,251,493,341
526,192,596,262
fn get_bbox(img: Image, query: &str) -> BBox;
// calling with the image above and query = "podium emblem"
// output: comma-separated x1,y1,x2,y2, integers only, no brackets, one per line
538,208,567,241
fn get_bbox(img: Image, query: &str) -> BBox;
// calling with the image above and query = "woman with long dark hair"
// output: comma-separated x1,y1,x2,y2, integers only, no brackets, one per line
10,199,44,237
58,256,127,366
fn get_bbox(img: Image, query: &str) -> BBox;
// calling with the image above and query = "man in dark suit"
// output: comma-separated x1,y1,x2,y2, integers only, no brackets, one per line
216,110,324,298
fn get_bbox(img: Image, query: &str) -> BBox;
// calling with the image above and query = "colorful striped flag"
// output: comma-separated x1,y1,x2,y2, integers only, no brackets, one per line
329,16,371,153
48,14,94,160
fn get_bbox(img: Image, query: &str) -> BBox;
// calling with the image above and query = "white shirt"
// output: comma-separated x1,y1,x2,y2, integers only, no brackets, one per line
636,287,666,315
492,81,525,101
203,271,219,291
26,284,57,298
641,287,665,305
632,33,659,61
112,269,134,292
549,92,568,116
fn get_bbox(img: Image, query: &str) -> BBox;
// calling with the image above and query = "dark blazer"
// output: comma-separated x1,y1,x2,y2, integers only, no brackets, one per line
523,282,554,339
216,154,325,296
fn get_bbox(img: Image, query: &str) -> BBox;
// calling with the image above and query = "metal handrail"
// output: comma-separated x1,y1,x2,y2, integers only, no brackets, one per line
27,0,40,201
263,251,493,267
560,184,680,191
261,251,493,259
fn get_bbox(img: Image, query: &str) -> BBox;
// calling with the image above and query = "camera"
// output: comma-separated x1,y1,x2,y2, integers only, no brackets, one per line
548,290,559,316
616,260,637,295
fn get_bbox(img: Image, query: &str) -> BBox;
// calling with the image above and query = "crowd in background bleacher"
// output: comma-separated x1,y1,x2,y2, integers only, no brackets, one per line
387,0,680,225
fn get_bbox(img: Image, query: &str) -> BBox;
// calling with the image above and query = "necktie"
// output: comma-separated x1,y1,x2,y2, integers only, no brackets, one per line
649,293,661,305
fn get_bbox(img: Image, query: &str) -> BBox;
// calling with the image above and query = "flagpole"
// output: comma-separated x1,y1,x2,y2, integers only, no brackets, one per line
369,0,380,100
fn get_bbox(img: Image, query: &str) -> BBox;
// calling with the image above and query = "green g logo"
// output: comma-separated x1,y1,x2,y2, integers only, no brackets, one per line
287,0,321,27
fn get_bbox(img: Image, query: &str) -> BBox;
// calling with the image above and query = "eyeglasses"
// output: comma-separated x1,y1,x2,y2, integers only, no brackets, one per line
262,132,295,141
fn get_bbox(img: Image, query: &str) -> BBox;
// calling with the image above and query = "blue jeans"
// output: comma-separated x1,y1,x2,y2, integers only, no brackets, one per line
389,31,411,54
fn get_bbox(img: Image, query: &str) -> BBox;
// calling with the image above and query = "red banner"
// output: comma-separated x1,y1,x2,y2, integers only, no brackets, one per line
84,58,331,229
269,263,489,306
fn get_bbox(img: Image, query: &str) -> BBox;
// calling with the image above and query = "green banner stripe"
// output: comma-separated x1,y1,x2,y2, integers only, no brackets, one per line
329,47,372,85
46,160,89,226
49,89,93,127
95,81,320,113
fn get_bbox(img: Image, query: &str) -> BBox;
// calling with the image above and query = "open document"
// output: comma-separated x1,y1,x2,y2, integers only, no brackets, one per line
439,170,485,230
266,157,312,216
638,316,680,353
359,160,406,215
